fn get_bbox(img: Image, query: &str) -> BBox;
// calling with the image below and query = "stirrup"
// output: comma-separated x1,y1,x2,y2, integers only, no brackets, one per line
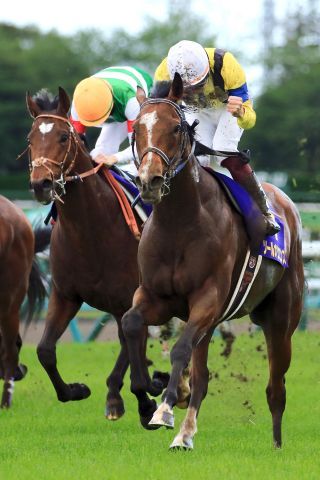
265,214,280,236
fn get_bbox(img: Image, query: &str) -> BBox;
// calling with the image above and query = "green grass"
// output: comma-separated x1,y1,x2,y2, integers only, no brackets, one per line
0,331,319,480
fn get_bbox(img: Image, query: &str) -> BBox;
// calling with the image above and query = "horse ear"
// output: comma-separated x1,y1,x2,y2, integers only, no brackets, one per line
26,91,41,118
136,86,146,105
57,86,71,116
168,72,184,102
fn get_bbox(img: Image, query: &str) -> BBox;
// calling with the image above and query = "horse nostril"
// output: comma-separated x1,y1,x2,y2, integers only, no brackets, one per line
31,179,53,193
150,176,164,190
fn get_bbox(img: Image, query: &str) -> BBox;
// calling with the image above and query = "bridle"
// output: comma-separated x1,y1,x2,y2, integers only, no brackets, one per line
131,98,196,196
26,114,103,203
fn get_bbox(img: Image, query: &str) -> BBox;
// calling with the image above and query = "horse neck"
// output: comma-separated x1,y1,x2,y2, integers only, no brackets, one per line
55,150,117,232
153,160,201,225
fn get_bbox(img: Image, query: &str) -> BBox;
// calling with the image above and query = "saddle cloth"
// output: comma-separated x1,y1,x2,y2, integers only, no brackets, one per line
206,169,288,268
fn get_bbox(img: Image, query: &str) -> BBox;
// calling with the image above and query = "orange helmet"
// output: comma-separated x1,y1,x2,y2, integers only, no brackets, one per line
73,77,113,126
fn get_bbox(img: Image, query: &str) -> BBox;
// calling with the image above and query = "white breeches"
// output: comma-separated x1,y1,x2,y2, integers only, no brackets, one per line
185,107,244,166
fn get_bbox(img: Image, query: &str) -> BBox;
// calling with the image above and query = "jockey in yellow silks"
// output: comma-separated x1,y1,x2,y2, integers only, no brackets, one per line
154,40,280,236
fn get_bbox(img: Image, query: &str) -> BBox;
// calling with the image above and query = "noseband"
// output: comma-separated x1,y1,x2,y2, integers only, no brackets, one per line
27,114,103,203
131,99,196,186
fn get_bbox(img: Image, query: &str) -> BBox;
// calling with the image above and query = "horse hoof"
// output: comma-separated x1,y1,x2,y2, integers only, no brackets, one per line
1,393,13,409
149,379,164,397
152,371,170,388
58,383,91,402
149,405,174,429
69,383,91,401
105,400,125,421
143,420,162,430
169,435,193,451
139,399,161,430
0,398,12,409
149,371,170,397
14,364,28,381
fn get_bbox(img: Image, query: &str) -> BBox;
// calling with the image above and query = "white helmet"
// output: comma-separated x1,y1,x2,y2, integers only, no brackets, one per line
167,40,209,86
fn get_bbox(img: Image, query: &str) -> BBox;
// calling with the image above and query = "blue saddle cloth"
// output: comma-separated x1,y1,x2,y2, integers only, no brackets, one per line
212,171,288,267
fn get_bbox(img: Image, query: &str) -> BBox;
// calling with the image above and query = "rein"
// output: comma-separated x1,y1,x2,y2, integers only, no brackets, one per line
27,113,103,202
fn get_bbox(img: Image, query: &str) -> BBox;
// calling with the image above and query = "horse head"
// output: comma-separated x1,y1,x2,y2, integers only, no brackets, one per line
133,73,195,204
26,87,82,204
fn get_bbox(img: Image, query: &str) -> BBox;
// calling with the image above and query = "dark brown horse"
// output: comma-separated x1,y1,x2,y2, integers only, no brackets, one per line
121,74,305,449
26,88,164,420
0,195,48,407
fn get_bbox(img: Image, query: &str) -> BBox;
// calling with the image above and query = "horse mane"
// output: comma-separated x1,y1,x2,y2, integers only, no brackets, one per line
33,88,59,111
150,81,197,143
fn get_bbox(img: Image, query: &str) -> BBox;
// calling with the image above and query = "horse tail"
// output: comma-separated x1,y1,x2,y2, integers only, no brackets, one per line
22,224,52,330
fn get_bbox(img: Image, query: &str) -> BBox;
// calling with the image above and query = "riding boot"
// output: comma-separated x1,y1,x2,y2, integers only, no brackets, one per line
221,156,281,236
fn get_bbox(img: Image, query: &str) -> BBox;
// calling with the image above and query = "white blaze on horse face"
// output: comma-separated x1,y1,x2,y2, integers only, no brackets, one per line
139,111,158,181
39,122,54,134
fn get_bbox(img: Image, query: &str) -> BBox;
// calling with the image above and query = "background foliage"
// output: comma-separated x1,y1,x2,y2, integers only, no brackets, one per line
0,3,319,198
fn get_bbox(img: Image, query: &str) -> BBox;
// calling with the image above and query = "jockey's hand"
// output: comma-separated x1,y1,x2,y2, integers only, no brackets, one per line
93,154,118,167
227,96,245,118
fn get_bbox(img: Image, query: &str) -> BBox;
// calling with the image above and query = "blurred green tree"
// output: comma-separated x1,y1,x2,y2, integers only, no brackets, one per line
245,5,320,175
0,24,90,171
0,4,215,174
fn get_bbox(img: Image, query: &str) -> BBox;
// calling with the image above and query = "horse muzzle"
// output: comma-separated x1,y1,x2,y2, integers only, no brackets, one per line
135,175,165,205
30,179,55,205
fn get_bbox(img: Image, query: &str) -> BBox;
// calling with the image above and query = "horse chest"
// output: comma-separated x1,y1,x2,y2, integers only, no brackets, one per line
147,250,210,297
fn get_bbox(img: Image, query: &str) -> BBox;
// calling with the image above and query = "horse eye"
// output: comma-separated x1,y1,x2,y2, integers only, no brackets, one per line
174,124,181,133
60,133,69,143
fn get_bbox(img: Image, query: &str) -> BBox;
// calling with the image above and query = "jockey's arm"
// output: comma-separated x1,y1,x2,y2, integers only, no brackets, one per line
93,97,139,167
222,52,256,130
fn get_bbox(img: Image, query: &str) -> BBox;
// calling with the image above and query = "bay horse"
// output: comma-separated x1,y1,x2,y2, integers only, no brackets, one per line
0,195,49,407
25,88,164,421
121,74,305,449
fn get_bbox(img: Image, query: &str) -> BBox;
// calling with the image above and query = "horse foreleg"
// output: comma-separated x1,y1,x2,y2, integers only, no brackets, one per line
170,333,211,450
122,287,172,429
105,315,129,420
37,286,89,402
149,289,217,432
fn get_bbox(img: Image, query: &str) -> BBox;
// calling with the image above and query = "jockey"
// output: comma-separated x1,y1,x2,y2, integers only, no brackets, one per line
154,40,280,236
70,66,153,174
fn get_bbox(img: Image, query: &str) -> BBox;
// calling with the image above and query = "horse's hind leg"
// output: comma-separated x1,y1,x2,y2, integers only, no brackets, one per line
105,315,129,420
12,334,28,381
0,309,20,408
37,286,90,402
0,333,27,381
251,269,303,447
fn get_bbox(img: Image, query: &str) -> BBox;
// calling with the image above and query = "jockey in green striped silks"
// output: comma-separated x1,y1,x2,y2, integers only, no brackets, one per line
71,66,153,175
